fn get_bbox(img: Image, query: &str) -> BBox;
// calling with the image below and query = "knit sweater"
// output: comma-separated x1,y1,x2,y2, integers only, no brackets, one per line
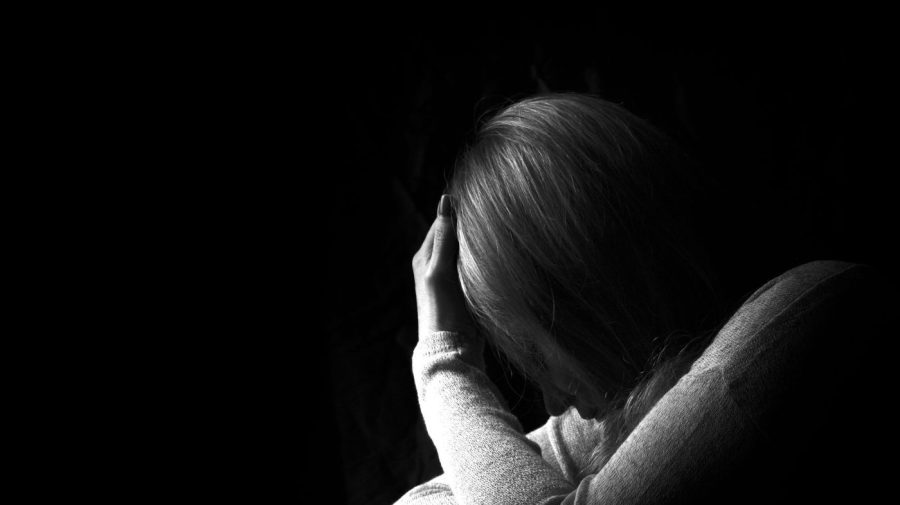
394,260,885,505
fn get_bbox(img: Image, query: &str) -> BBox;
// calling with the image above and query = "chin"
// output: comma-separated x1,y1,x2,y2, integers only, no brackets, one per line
575,405,600,420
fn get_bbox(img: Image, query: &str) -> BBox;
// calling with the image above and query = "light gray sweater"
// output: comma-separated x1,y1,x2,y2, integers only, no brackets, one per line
394,260,867,505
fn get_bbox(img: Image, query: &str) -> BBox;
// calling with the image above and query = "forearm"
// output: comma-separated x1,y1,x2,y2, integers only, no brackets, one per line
413,331,574,505
394,474,456,505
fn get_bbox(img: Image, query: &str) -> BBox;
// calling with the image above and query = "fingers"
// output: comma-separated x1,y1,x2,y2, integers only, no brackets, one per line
413,194,457,272
417,218,437,260
430,195,458,270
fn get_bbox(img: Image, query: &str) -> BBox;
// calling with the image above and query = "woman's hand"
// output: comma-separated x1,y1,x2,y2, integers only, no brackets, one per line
412,195,475,338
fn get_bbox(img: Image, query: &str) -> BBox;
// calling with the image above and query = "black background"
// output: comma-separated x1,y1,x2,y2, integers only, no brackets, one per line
101,7,895,504
314,8,896,505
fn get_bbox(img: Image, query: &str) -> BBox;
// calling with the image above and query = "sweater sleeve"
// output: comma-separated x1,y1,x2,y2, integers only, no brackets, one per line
405,331,757,505
410,330,576,505
395,408,605,504
554,367,752,504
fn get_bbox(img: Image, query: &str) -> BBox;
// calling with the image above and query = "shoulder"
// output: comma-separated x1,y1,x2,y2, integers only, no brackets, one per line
605,260,896,504
690,260,880,380
674,261,897,503
732,259,875,311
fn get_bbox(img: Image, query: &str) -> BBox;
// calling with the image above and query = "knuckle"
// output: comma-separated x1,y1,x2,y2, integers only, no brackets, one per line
421,269,438,284
433,225,446,242
423,268,449,286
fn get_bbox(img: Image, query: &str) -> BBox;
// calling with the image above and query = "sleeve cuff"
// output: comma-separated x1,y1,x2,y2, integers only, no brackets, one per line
413,329,487,372
416,330,475,353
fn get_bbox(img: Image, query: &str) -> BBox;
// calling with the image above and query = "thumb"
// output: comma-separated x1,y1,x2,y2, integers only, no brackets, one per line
430,194,458,270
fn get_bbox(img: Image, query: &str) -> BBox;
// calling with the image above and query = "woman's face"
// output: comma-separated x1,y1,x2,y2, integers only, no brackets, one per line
540,358,602,420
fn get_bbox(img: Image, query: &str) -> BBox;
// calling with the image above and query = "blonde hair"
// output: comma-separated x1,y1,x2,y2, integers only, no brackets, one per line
448,92,724,473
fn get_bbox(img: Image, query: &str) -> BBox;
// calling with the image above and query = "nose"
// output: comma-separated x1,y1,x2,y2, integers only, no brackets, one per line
574,402,599,420
542,390,572,417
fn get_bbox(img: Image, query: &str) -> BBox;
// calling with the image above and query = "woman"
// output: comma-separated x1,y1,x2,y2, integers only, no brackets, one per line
397,93,891,504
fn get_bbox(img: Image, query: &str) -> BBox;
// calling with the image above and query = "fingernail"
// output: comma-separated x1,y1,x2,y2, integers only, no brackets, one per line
438,194,451,217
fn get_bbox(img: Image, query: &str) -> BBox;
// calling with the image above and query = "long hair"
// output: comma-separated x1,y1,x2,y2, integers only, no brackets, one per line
448,92,725,474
